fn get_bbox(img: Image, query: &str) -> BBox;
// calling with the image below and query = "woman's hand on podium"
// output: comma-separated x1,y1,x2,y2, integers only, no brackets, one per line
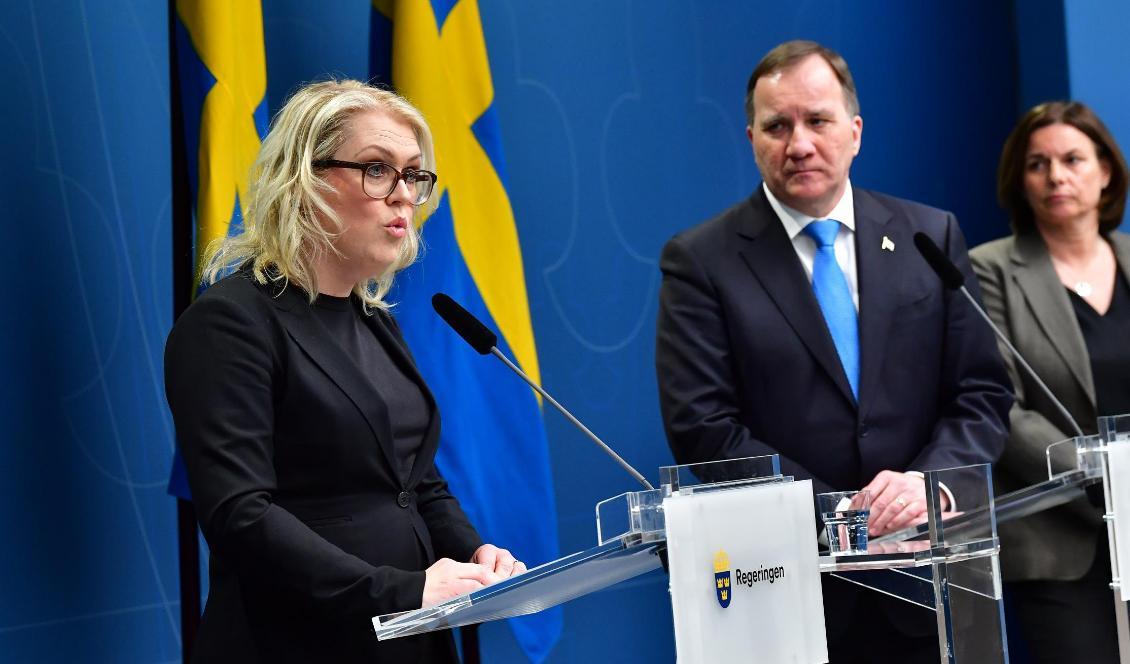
471,543,527,580
419,545,528,608
421,558,496,607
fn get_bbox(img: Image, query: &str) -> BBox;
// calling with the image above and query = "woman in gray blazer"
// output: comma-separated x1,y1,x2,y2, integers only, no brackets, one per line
971,101,1130,663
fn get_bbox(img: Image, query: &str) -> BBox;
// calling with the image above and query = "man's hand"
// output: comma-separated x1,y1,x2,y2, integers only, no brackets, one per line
863,470,949,537
865,538,931,555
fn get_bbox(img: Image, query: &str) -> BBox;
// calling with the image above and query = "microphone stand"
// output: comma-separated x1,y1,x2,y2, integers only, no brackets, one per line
490,348,655,491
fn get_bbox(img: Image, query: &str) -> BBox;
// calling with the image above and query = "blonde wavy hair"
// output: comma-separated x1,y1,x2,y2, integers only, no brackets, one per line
201,79,436,310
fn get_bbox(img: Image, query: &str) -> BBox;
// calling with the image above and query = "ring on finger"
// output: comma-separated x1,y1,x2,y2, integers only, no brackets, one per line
894,496,908,508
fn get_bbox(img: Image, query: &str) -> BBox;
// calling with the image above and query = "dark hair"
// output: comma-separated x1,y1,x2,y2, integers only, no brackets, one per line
998,101,1128,234
744,40,859,126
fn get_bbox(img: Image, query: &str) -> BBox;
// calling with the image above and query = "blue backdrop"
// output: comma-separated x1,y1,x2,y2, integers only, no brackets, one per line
1,1,1126,661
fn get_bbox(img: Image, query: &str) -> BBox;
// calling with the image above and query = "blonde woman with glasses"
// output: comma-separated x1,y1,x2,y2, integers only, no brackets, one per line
165,80,524,663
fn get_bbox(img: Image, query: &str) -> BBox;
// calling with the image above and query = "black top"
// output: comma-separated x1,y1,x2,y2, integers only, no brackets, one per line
1068,266,1130,417
166,271,480,662
312,294,428,482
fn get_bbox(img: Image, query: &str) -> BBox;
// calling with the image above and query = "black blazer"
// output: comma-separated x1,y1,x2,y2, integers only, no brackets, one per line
657,187,1012,495
971,230,1130,581
164,270,482,663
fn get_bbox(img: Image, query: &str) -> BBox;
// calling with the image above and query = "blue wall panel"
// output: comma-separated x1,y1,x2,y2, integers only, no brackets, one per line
0,0,178,661
262,0,373,116
1064,0,1130,230
1014,0,1071,111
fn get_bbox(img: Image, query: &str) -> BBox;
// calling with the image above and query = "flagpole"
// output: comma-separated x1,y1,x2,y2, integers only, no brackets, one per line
169,1,201,660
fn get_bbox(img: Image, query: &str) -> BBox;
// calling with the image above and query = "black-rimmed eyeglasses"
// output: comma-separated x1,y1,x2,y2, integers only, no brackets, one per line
313,159,438,206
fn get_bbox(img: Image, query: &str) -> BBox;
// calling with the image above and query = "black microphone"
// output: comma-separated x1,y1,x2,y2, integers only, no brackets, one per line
432,293,496,354
431,293,655,491
913,232,965,290
913,232,1085,438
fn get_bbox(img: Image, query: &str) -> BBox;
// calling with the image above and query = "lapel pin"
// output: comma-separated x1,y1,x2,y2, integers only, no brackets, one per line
881,236,895,252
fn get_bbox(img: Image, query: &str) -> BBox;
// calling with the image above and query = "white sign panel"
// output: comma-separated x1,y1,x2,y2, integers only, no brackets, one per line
665,480,827,663
1107,441,1130,585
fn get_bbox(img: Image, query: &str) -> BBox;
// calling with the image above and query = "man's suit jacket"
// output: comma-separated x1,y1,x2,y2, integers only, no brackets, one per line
165,270,482,663
657,186,1012,496
656,186,1012,640
971,230,1130,582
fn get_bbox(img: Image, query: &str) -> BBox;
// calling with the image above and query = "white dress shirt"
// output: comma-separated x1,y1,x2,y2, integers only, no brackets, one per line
763,180,859,311
761,181,956,510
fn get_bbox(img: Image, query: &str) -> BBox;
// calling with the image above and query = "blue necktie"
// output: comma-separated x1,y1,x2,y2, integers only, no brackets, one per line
803,220,859,398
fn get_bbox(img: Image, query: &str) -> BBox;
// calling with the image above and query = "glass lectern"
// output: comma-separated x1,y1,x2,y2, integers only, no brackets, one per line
871,413,1130,663
374,455,1008,663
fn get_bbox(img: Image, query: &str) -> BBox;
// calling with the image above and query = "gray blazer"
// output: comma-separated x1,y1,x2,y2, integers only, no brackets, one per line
971,230,1130,581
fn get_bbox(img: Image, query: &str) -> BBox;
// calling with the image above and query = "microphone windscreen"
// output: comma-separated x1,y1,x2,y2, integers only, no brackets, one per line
432,293,498,355
913,232,965,290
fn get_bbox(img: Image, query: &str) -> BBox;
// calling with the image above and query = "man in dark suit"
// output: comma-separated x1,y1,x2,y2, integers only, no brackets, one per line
655,40,1013,662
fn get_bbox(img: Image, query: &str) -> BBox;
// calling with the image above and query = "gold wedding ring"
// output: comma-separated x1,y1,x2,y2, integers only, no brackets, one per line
895,496,908,508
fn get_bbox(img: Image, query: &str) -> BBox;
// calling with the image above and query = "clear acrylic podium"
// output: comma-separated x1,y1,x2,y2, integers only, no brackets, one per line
373,456,1009,663
873,412,1130,663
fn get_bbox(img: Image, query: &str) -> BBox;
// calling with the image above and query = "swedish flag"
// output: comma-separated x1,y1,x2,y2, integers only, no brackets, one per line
371,1,563,660
167,0,268,499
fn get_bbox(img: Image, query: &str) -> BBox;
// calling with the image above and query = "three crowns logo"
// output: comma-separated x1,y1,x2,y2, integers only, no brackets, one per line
713,549,732,608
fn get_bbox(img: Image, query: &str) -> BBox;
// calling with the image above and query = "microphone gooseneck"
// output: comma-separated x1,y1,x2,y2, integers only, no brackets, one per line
431,293,656,491
912,233,1085,439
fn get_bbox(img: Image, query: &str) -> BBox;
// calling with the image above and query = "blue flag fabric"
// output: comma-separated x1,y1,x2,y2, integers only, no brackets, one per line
372,1,563,660
167,1,268,499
